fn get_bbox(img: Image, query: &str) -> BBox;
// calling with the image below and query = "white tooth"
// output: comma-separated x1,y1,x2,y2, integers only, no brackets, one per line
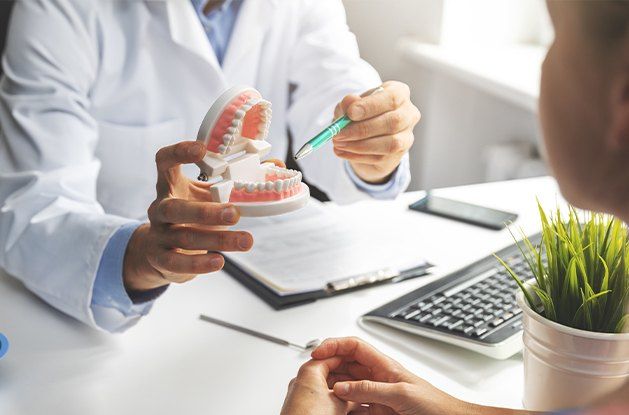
291,177,297,187
231,119,241,127
297,172,302,182
242,104,252,111
257,182,265,191
227,127,236,134
235,109,246,119
265,181,273,190
223,134,232,145
274,181,283,192
246,183,255,192
218,144,227,153
281,179,289,191
234,182,244,190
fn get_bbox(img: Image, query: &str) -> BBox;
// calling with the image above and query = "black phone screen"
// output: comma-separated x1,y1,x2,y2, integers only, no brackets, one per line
409,195,518,230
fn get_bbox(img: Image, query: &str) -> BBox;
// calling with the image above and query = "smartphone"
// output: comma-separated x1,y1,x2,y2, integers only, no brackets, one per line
409,194,518,230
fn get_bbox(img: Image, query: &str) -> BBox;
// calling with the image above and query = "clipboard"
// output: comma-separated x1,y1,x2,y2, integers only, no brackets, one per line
223,258,433,310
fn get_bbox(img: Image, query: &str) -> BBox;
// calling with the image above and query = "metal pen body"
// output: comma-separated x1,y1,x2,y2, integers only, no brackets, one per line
294,86,384,161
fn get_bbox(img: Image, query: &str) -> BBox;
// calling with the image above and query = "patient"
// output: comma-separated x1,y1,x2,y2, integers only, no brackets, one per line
281,1,629,414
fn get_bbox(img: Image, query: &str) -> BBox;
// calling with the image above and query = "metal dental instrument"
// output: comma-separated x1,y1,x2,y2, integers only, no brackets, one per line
198,314,320,351
294,86,385,161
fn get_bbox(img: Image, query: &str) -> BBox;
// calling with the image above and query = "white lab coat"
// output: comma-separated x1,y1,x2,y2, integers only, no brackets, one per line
0,0,387,328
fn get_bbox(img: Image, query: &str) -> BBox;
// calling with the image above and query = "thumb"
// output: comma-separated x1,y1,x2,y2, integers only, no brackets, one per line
333,380,408,408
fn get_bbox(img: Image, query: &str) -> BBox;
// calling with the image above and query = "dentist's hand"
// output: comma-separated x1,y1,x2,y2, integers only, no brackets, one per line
123,141,253,293
333,81,420,184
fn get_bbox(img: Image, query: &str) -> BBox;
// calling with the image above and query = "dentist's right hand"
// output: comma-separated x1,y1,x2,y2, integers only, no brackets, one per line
122,141,253,293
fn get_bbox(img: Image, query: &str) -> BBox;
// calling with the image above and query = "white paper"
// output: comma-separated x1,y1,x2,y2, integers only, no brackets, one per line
225,201,427,295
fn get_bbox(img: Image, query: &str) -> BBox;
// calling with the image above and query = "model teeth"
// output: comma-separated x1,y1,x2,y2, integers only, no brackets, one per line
227,127,236,134
235,109,246,119
274,181,283,192
218,144,227,153
223,134,232,145
231,119,241,127
265,181,273,190
234,182,244,190
246,183,255,192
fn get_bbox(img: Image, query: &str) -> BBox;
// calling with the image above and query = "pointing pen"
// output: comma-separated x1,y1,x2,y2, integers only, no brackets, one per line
294,86,385,161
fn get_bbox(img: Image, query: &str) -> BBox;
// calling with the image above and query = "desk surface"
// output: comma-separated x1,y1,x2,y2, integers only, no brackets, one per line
0,177,562,414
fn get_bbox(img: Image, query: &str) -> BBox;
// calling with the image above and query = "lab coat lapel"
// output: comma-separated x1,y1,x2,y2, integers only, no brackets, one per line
163,0,224,80
221,0,278,77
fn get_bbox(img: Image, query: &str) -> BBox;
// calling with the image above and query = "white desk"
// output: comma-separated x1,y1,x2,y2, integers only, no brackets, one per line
0,177,562,414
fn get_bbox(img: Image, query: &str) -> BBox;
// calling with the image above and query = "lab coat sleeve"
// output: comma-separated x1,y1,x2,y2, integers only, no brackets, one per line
286,0,410,203
0,0,138,329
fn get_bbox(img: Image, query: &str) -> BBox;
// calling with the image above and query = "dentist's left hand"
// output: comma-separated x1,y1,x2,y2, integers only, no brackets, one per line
122,141,254,293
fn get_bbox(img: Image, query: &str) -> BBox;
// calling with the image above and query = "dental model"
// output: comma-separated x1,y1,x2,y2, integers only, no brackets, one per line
195,86,309,217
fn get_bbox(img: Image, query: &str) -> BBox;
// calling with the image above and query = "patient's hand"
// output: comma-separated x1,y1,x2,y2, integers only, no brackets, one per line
123,141,254,293
311,337,489,415
280,357,350,415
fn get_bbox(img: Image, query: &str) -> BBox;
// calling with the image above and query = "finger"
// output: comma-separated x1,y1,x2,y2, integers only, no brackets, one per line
327,373,355,389
155,141,206,197
149,250,225,277
335,108,413,142
165,228,253,252
151,199,239,226
297,357,344,380
334,134,412,156
346,82,410,121
336,94,362,119
312,337,396,373
263,158,286,168
333,380,408,408
334,148,385,164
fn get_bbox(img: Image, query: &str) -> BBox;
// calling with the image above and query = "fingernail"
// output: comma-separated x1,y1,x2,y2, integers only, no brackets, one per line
210,256,223,269
221,207,238,224
349,105,365,120
336,383,350,395
238,234,252,250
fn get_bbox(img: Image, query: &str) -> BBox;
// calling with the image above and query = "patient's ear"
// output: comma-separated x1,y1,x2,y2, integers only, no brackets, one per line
608,74,629,150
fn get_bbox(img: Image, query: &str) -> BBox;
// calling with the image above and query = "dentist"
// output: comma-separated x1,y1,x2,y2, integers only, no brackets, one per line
0,0,419,332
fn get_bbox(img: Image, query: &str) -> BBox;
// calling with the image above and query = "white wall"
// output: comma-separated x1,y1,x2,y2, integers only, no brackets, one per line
343,0,547,191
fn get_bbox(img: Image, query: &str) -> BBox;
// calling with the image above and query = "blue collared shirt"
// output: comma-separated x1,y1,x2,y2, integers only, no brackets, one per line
90,0,410,332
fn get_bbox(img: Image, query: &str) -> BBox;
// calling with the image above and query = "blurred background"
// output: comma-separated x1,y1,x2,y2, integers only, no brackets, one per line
0,0,552,191
344,0,551,190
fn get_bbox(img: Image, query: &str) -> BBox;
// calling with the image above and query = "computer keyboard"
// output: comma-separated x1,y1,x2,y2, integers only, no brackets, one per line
361,233,542,360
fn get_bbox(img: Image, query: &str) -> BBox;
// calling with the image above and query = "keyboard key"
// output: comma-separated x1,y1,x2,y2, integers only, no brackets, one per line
419,302,433,311
472,319,485,328
512,308,523,315
473,328,488,337
447,319,464,330
419,314,433,323
430,295,446,305
463,313,475,322
432,308,443,316
450,309,463,318
463,325,475,334
431,316,451,327
404,310,421,320
502,312,514,321
490,318,504,327
481,314,493,322
441,302,453,311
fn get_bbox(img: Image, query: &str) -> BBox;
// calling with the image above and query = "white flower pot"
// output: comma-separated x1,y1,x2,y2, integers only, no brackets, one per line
517,291,629,411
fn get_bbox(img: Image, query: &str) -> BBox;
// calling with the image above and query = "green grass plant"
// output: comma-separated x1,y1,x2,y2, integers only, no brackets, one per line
496,202,629,333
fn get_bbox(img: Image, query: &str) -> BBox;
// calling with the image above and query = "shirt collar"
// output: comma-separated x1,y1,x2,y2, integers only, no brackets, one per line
190,0,236,16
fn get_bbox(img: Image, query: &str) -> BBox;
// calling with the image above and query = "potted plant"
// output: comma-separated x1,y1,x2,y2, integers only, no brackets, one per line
497,203,629,412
